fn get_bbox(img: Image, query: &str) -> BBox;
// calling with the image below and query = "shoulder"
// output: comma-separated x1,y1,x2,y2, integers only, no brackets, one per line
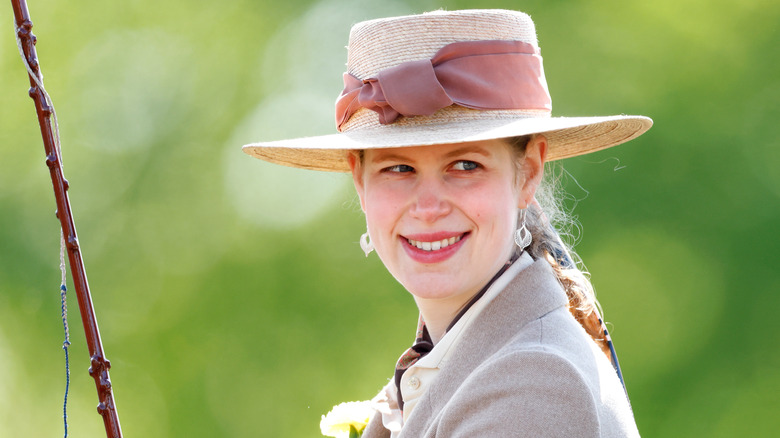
433,308,639,437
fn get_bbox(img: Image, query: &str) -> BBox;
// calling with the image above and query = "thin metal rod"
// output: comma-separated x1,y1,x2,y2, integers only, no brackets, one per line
10,1,123,437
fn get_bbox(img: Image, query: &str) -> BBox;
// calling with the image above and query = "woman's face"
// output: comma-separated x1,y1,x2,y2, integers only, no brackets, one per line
350,138,544,308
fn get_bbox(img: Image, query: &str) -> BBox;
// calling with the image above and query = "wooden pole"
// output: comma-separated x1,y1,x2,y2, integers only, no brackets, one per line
10,1,123,436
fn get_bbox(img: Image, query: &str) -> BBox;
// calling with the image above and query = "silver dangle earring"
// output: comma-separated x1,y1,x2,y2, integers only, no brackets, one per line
360,230,374,257
515,209,532,251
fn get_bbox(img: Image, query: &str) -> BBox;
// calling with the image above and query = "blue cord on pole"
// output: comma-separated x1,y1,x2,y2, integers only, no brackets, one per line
61,283,70,438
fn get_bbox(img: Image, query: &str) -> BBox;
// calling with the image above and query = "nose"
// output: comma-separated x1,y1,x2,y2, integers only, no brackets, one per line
408,176,451,222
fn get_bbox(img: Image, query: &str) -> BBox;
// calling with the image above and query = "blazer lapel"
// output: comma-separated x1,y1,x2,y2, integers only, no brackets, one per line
399,259,568,437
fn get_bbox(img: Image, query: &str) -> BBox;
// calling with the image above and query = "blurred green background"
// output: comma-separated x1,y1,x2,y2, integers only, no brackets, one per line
1,0,778,436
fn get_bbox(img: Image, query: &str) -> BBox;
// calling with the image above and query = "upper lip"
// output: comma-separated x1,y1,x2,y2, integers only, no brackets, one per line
401,231,467,242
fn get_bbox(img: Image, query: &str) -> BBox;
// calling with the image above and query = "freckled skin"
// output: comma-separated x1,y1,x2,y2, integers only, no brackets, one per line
349,137,547,339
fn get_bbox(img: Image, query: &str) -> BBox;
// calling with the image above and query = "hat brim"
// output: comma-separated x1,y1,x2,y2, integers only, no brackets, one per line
242,114,652,172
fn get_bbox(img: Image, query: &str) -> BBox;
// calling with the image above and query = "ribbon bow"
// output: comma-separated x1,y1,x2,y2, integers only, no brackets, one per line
335,40,552,130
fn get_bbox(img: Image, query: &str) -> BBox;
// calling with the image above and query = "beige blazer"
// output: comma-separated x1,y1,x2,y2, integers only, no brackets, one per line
364,259,640,437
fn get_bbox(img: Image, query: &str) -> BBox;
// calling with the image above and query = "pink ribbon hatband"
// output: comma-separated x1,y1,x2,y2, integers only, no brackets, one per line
335,40,552,130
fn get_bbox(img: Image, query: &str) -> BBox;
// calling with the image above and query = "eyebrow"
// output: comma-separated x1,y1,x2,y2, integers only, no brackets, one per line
370,152,409,164
442,145,492,159
370,145,493,164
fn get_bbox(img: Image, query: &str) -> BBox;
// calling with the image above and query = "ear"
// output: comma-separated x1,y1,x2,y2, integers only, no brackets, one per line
518,134,548,208
347,151,367,212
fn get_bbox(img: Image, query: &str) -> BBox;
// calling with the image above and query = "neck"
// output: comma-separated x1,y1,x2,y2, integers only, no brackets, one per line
414,296,466,344
413,251,520,344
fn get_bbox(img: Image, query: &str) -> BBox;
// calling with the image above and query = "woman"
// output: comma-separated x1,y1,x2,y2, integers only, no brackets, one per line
244,9,651,437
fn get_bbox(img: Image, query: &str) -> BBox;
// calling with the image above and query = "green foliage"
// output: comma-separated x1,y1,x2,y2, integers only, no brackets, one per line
349,424,361,438
1,0,778,436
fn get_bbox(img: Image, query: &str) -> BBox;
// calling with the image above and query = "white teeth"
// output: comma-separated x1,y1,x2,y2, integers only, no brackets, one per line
407,235,462,251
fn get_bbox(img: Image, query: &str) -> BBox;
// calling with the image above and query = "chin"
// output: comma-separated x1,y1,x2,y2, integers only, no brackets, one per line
402,277,469,301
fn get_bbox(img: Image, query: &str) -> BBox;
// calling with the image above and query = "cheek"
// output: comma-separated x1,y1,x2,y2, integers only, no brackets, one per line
363,185,405,234
468,185,518,233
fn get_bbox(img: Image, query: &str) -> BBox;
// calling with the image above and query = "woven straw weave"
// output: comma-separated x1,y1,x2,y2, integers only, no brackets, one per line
347,10,538,78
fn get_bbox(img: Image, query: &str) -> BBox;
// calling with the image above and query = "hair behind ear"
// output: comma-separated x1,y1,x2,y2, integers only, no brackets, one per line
347,150,367,212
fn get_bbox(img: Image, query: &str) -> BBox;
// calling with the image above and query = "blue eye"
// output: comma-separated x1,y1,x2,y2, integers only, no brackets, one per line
386,164,414,173
452,160,479,171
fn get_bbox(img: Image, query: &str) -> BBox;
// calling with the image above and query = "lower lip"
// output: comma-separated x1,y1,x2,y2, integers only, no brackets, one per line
401,234,468,264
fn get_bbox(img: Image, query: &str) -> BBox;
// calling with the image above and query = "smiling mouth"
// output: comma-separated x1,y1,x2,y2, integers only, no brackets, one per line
406,234,464,251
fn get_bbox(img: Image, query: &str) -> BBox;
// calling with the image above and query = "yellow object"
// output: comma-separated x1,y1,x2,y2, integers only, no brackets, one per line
320,401,375,438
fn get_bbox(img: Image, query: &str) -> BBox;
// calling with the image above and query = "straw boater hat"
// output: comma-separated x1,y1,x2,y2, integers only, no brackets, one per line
243,9,652,172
